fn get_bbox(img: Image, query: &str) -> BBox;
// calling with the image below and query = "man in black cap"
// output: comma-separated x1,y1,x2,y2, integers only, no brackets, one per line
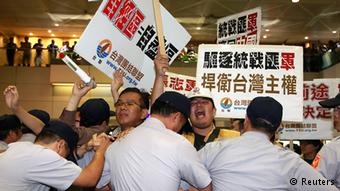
0,114,22,152
18,109,50,143
312,93,340,188
58,80,111,146
0,120,111,191
198,96,338,190
96,91,212,191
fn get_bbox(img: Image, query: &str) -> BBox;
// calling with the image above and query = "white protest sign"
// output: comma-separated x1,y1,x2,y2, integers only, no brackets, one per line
75,0,191,92
217,7,261,45
163,72,196,96
279,79,340,140
196,44,303,122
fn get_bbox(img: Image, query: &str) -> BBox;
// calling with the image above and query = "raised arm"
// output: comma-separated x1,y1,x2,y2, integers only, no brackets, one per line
150,53,169,105
3,86,44,134
111,71,124,103
66,80,96,112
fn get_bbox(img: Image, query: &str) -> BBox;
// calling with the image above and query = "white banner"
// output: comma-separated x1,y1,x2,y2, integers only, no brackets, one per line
196,44,303,122
75,0,191,92
217,7,261,45
163,72,196,96
279,79,340,140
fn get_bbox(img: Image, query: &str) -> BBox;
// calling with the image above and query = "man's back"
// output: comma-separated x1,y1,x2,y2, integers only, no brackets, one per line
199,131,338,191
97,117,211,191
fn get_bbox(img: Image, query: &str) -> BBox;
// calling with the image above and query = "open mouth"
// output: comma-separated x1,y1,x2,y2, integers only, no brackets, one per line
195,110,206,118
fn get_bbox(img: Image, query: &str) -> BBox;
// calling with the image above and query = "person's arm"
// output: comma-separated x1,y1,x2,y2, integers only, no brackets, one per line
150,53,169,105
73,133,111,187
312,144,338,182
66,80,96,112
111,71,124,103
3,85,44,134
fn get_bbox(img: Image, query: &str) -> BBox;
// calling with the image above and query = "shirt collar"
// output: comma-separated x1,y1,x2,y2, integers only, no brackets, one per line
144,117,167,130
242,131,270,141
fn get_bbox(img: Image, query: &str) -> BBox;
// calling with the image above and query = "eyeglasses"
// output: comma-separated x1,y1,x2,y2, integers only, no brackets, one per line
115,100,143,108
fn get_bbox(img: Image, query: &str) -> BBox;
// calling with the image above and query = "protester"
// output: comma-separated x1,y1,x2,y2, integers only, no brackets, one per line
151,53,239,150
313,93,340,188
198,96,338,190
300,140,323,165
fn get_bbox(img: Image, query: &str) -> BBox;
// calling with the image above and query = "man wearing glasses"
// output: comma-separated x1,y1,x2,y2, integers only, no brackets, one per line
313,93,340,189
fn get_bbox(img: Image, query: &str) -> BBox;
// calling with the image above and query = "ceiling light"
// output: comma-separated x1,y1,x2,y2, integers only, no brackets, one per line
51,34,55,37
72,34,76,37
196,27,201,30
48,30,52,33
304,36,309,40
55,23,59,27
292,0,299,3
263,35,267,39
29,32,33,36
332,31,337,34
265,29,270,32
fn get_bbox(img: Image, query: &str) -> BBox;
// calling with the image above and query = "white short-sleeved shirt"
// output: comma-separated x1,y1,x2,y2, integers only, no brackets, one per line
199,131,338,191
314,136,340,189
0,142,82,191
96,117,211,191
0,140,8,151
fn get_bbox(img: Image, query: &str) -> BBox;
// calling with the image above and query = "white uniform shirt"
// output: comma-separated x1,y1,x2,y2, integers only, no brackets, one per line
96,117,211,191
314,136,340,189
0,142,81,191
199,131,338,191
0,140,8,151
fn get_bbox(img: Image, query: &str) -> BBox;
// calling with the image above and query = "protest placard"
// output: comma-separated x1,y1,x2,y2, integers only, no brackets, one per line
217,7,261,45
196,44,303,122
75,0,191,92
279,79,340,140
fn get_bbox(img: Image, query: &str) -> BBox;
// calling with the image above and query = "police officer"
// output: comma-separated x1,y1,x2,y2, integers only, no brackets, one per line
198,96,338,190
312,93,340,189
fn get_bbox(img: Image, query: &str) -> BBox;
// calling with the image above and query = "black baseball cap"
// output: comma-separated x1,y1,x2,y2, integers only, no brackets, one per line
155,91,191,119
0,114,21,132
247,96,283,131
42,120,79,152
79,98,110,127
319,93,340,108
28,109,50,125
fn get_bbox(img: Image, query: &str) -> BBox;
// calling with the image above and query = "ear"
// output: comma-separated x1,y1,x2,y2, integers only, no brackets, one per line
56,139,66,154
140,108,149,120
212,107,216,117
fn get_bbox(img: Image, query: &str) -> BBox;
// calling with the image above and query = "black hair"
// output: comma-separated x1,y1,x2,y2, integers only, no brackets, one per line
151,101,181,117
0,115,21,141
120,87,150,109
250,118,278,135
35,131,70,152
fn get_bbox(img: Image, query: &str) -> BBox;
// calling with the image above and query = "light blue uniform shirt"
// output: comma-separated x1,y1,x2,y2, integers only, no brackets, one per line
199,131,338,191
314,136,340,189
97,117,211,191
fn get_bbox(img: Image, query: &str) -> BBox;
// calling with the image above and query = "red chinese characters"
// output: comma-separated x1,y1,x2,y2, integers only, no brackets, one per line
281,53,295,71
102,0,144,40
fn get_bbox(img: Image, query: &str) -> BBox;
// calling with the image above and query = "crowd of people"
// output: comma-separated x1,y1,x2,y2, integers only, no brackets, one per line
0,52,339,191
4,36,78,67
